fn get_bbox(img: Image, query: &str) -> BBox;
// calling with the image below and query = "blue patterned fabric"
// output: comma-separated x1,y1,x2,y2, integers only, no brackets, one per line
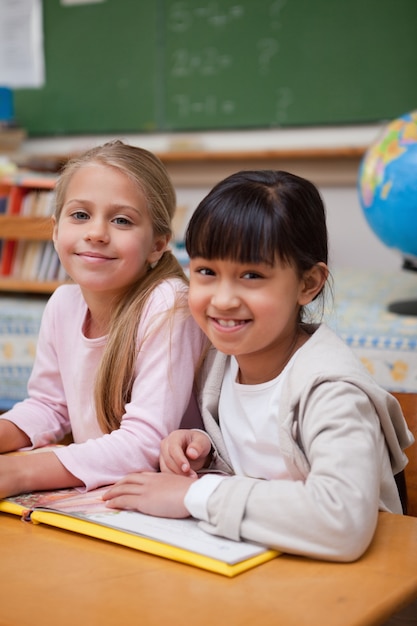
324,269,417,392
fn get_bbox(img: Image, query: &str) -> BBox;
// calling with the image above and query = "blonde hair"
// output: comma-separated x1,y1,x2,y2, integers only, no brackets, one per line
54,141,187,433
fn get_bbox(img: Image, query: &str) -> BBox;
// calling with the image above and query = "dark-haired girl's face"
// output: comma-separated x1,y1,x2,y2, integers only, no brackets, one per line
188,256,316,384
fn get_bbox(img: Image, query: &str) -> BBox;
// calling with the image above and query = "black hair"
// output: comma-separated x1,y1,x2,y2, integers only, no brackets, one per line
185,170,328,277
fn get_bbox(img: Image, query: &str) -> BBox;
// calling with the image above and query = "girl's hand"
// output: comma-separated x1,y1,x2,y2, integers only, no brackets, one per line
0,451,83,497
159,429,212,477
103,472,195,518
0,454,23,498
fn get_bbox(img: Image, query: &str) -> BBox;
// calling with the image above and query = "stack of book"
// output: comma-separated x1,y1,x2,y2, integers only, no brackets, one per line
0,184,65,282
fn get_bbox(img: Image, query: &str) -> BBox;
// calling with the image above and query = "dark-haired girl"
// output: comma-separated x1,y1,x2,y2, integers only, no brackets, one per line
105,170,413,565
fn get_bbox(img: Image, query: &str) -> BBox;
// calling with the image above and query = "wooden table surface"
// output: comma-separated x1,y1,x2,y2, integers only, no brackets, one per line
1,511,417,626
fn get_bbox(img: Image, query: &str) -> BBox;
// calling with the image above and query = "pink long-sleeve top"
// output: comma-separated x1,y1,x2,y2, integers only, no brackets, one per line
1,279,205,490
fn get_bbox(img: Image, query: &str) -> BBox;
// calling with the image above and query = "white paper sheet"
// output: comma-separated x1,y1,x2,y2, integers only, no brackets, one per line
0,0,45,88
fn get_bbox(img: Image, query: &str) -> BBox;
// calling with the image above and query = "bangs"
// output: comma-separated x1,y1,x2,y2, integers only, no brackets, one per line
186,186,288,266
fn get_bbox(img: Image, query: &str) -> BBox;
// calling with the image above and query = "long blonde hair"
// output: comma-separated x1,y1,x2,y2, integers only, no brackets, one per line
54,141,187,433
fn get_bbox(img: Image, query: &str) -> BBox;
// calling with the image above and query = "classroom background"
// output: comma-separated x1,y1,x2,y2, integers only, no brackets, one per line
2,0,416,273
1,5,417,619
0,0,417,407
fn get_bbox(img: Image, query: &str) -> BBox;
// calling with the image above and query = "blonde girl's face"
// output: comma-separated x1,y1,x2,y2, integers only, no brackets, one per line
188,257,324,384
53,163,167,298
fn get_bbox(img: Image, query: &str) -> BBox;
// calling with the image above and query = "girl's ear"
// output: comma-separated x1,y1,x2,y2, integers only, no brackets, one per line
147,233,170,266
298,262,329,305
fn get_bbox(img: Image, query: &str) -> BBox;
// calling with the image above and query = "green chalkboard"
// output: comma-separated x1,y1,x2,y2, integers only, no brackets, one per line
13,0,417,136
13,1,158,135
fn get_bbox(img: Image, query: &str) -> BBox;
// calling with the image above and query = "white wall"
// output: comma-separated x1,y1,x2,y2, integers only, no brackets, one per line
21,123,402,273
173,184,401,272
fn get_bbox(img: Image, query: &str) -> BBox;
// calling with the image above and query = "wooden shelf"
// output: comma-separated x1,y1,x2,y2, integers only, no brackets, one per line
157,146,366,187
0,215,54,240
0,173,57,189
159,146,366,162
0,278,62,294
0,173,61,295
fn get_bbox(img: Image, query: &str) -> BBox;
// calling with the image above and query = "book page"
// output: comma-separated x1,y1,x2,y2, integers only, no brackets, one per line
6,487,270,565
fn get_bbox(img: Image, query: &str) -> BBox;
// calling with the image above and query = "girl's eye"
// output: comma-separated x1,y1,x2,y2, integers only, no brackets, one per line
113,216,132,226
242,271,263,279
196,267,215,276
71,210,89,221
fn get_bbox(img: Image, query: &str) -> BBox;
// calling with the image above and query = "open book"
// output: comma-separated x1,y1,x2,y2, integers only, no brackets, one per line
0,486,279,577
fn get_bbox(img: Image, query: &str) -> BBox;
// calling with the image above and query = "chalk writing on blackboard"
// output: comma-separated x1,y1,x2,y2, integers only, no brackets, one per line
172,94,236,118
165,1,291,128
171,49,233,78
258,38,279,74
275,87,293,123
168,3,246,31
13,0,417,134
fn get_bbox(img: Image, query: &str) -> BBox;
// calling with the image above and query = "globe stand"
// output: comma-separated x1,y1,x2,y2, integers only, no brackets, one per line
388,300,417,316
387,258,417,316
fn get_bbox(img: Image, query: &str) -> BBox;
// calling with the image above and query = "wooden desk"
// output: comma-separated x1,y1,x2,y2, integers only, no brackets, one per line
1,512,417,626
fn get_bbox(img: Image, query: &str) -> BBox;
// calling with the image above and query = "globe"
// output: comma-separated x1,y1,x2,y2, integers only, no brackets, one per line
358,110,417,314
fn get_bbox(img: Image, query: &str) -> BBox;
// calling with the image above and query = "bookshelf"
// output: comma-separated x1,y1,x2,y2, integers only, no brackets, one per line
0,173,65,294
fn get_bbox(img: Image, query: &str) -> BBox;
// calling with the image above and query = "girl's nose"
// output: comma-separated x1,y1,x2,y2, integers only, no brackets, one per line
211,281,240,310
83,219,110,243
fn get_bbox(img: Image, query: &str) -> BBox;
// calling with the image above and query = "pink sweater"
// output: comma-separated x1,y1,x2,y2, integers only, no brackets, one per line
1,280,205,490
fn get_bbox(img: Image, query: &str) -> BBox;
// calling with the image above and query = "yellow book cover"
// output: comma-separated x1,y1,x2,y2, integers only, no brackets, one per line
0,487,279,577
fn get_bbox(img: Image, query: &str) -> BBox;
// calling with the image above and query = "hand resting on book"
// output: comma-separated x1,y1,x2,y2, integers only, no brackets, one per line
103,471,196,519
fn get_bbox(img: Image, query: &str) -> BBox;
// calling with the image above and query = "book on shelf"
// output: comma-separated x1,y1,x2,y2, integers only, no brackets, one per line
0,185,26,276
56,260,68,282
10,241,62,283
0,483,279,577
20,190,38,216
0,189,8,215
45,247,62,281
20,241,43,281
0,185,8,260
37,241,56,281
0,179,56,281
11,241,28,278
18,188,54,217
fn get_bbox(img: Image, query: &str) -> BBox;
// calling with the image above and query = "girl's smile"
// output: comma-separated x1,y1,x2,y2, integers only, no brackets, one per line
188,257,321,384
53,163,167,304
211,317,250,329
75,251,117,262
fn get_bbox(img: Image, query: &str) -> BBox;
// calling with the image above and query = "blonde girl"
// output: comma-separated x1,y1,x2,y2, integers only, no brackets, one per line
0,141,205,496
